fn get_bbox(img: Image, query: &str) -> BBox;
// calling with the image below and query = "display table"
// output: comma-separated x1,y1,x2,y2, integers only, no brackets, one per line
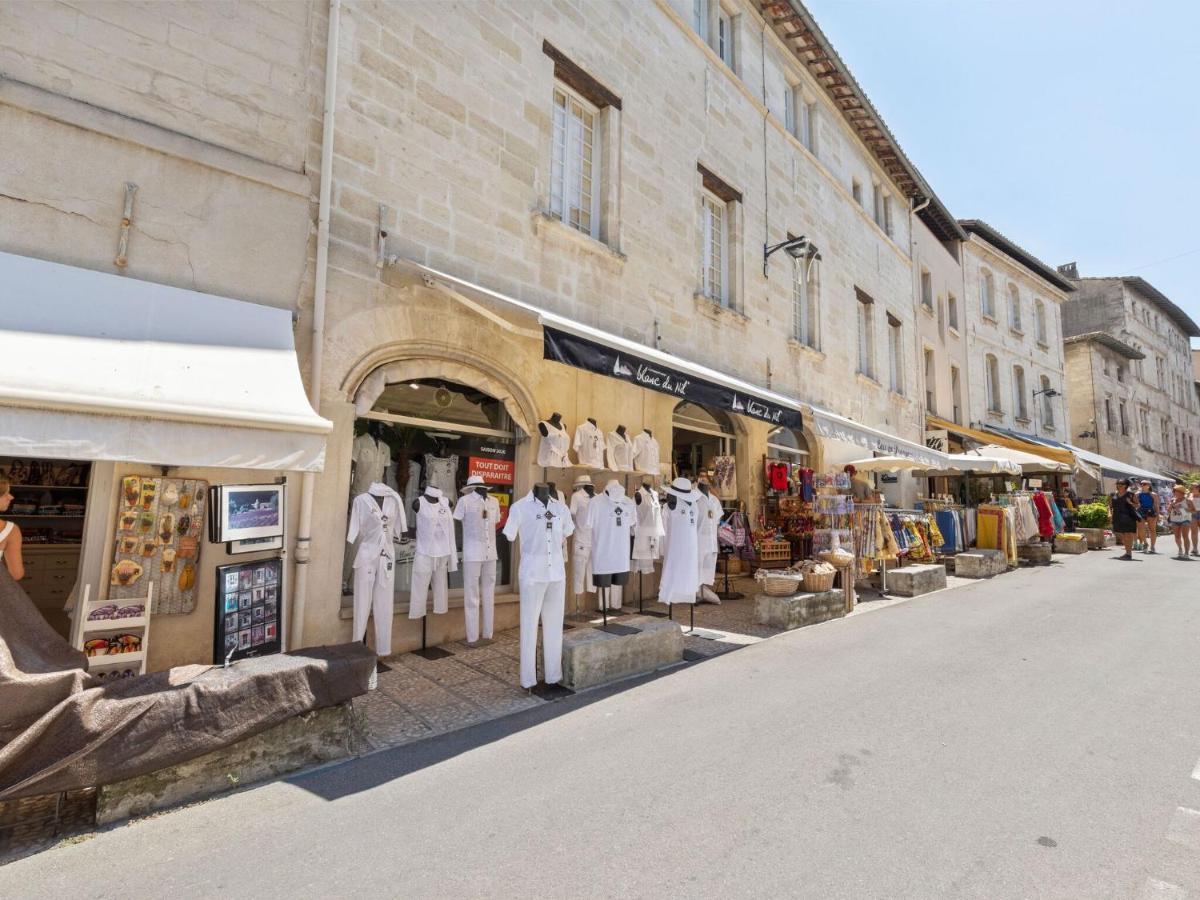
754,590,844,631
953,550,1007,578
886,563,947,596
560,616,683,691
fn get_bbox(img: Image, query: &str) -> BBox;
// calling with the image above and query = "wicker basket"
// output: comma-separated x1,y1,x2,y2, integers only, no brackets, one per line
719,556,745,576
802,571,837,592
758,572,803,596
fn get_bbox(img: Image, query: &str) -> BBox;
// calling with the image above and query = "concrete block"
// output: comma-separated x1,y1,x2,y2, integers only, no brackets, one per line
886,563,947,596
1054,537,1088,555
1017,543,1053,566
96,703,364,826
561,615,683,691
1078,527,1109,550
754,590,845,630
953,550,1008,578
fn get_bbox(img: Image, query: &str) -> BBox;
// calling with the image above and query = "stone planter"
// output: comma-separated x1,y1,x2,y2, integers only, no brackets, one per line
1078,527,1108,550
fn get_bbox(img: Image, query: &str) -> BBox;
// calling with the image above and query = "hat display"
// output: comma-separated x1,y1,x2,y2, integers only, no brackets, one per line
665,477,693,496
573,474,593,488
460,475,486,492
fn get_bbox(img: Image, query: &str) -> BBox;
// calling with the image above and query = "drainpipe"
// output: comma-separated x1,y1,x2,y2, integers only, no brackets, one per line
908,197,931,504
291,0,340,650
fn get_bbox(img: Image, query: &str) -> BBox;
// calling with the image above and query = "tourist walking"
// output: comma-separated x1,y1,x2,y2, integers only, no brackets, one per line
1166,484,1195,560
1109,479,1141,561
1135,480,1160,553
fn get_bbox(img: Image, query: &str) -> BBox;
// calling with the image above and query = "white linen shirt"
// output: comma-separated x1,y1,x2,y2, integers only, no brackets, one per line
585,485,637,575
536,420,571,469
607,430,634,472
414,491,458,570
631,432,661,475
696,491,724,553
453,490,500,563
569,489,594,548
573,421,607,469
503,492,574,583
346,484,407,569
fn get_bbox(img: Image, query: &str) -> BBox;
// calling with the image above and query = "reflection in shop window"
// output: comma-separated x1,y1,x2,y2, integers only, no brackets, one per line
344,379,516,606
672,401,737,498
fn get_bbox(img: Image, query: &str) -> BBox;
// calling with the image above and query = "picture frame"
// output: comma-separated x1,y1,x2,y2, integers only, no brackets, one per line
213,557,285,664
227,534,284,556
209,483,285,543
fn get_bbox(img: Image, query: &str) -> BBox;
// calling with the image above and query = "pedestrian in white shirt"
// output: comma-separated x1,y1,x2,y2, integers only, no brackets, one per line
503,486,574,688
453,475,500,643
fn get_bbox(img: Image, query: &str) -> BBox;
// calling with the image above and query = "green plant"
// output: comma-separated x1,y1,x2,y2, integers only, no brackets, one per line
1075,501,1110,529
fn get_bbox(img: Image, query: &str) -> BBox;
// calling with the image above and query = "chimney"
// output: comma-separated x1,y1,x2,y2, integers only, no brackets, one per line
1057,262,1079,280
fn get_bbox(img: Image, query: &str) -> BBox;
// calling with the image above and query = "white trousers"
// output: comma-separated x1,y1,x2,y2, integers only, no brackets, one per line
596,583,623,610
699,551,718,586
409,553,450,619
462,559,497,642
519,578,565,689
572,543,594,595
352,557,394,656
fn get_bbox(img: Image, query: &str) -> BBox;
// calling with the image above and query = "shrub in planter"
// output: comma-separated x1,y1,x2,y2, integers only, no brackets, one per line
1075,502,1110,529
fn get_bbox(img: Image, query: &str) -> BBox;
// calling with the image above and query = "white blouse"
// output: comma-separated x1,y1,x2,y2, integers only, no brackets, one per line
573,421,607,469
631,432,661,476
414,490,458,569
607,430,635,472
536,420,571,469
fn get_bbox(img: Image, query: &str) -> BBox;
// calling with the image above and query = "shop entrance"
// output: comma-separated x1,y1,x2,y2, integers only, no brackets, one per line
1,456,90,639
671,402,737,497
344,379,517,605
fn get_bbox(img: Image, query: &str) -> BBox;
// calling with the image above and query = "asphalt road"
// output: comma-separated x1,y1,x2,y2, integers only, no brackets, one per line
4,548,1200,899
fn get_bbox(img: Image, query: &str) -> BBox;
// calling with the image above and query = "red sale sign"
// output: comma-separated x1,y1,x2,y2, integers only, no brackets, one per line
468,456,514,485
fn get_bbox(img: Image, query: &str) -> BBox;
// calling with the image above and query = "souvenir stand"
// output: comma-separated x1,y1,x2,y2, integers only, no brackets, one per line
811,472,856,610
758,455,817,568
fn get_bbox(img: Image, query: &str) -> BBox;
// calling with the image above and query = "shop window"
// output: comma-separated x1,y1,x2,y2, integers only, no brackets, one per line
672,401,736,493
346,379,517,607
766,427,809,461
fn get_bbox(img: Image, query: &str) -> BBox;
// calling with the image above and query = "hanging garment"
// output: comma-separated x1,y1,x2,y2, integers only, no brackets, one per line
517,578,565,688
351,434,391,498
569,488,595,595
537,420,571,469
346,484,406,656
632,486,665,573
401,459,422,513
607,430,635,472
454,491,500,641
767,462,789,493
586,483,637,576
696,491,724,586
659,493,702,604
502,491,574,583
1032,492,1055,539
711,455,737,499
631,432,661,476
573,421,607,469
422,453,458,498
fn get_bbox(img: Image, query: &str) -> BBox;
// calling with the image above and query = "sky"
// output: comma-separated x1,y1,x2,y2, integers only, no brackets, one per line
805,0,1200,348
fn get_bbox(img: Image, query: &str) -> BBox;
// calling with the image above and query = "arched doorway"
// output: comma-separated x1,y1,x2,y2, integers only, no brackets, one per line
766,426,811,463
671,401,736,494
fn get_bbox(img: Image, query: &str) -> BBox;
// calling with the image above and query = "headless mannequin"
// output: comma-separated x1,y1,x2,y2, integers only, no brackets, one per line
537,412,564,438
616,424,627,438
644,428,652,437
588,417,597,426
533,482,551,504
581,484,595,498
635,480,653,505
412,488,440,515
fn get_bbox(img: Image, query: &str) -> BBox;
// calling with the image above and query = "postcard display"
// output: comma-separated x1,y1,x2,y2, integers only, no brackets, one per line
214,557,284,663
109,476,207,615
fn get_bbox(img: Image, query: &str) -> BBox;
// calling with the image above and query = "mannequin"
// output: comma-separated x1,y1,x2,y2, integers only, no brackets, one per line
351,422,391,501
586,480,636,610
346,483,406,656
569,475,597,600
632,481,665,574
409,485,457,619
423,444,459,498
573,417,607,469
695,480,724,604
454,475,500,643
659,477,702,605
607,424,635,472
503,482,574,689
632,428,661,476
537,412,571,469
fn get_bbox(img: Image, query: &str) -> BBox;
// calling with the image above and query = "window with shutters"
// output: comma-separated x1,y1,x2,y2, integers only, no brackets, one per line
924,347,936,412
950,365,962,424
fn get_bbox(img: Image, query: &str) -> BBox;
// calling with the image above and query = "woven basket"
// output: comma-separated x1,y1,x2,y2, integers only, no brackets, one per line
759,573,802,596
719,556,745,576
802,571,836,592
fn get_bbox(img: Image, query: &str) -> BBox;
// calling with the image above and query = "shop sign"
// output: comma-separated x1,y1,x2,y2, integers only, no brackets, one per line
543,326,803,429
468,456,514,485
925,429,950,453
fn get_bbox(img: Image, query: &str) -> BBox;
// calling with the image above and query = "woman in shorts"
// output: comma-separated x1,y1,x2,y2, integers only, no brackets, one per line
1135,480,1160,553
1167,484,1194,560
1109,479,1141,561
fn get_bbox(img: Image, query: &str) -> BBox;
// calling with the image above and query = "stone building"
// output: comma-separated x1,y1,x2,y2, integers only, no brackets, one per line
1058,271,1200,483
1,0,964,667
957,220,1075,445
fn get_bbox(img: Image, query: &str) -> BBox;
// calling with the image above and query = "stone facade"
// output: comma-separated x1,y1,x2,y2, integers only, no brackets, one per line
912,217,969,430
1062,337,1142,474
1060,276,1200,479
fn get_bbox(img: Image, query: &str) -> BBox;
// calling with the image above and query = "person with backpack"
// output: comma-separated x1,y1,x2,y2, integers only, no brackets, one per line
1135,479,1160,553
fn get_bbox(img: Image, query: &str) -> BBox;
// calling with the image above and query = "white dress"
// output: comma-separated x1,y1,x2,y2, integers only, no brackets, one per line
607,430,635,472
631,432,661,476
658,493,702,604
586,485,636,575
573,421,607,469
537,419,571,469
632,486,665,572
696,490,723,585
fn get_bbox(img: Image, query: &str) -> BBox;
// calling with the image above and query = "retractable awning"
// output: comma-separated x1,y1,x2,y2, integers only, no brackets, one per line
970,444,1072,474
399,259,804,429
1065,446,1172,485
807,405,947,468
926,415,1077,469
0,252,331,471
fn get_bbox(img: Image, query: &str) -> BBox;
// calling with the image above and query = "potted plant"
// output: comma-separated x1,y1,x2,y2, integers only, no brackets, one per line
1074,502,1111,549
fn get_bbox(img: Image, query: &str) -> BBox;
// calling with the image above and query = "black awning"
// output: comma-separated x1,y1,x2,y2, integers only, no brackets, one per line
543,326,803,430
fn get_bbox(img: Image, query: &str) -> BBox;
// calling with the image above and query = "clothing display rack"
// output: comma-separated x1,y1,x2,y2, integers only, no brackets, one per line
883,509,945,564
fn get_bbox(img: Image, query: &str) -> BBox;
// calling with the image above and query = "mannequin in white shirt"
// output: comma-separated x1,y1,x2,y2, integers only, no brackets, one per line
537,412,571,469
346,483,406,657
607,424,635,472
453,475,500,643
409,485,457,620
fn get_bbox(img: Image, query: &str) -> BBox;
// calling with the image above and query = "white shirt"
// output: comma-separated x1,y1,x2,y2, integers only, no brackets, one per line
586,484,637,575
632,485,666,560
537,420,571,469
632,432,661,475
573,421,607,469
696,490,723,553
607,430,634,472
351,434,391,498
453,490,500,563
503,491,574,583
347,483,406,569
569,488,594,548
414,490,457,569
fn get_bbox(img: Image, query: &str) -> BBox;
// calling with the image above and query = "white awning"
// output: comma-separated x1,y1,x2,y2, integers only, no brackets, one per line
920,453,1022,475
805,405,947,468
1066,445,1172,485
967,444,1072,474
0,252,331,471
844,456,932,474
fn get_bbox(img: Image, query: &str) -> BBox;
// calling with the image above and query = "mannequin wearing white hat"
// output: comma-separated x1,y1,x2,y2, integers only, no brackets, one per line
454,475,500,642
658,478,702,605
569,474,596,604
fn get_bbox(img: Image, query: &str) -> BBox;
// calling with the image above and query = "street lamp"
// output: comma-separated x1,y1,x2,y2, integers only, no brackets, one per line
763,236,820,276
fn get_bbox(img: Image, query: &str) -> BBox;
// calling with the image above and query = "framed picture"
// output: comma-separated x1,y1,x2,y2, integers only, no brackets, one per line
213,557,284,664
210,483,285,543
227,534,284,556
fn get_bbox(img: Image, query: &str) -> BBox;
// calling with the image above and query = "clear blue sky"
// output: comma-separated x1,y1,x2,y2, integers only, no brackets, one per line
806,0,1200,347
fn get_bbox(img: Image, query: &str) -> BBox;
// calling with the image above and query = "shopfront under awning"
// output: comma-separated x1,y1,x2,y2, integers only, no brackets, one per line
969,444,1072,474
807,405,946,468
0,251,331,471
926,415,1077,469
1065,446,1173,485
